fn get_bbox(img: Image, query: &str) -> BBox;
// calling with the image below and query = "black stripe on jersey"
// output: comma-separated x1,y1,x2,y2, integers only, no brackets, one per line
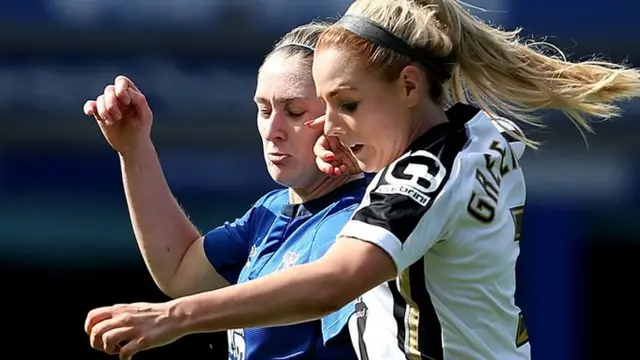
390,257,443,360
374,107,472,360
395,126,470,360
352,104,476,243
388,280,414,358
409,258,442,360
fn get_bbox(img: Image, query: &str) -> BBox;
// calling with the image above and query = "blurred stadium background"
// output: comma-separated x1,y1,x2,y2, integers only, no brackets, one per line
0,1,636,359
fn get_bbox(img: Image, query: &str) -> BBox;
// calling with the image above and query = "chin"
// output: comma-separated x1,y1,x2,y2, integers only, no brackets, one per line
268,169,296,188
356,155,378,173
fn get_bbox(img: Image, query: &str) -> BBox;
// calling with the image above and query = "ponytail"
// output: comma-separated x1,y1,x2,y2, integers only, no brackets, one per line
434,0,640,146
319,0,640,147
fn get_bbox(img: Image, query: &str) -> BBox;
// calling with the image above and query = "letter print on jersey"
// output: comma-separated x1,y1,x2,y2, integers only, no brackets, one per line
340,104,531,359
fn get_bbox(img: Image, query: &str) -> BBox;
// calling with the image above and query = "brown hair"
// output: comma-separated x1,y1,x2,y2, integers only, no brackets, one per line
317,0,640,147
265,22,330,62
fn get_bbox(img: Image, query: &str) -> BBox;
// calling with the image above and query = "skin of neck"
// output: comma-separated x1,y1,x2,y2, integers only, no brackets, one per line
288,173,360,204
407,99,449,146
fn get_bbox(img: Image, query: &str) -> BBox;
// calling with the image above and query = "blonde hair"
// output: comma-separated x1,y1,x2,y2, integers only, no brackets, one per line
318,0,640,147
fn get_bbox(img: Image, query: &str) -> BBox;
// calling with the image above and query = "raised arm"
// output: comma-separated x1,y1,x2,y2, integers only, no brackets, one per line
119,140,227,297
84,76,232,297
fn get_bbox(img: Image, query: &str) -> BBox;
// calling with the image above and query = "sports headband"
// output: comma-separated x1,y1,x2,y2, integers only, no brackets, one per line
336,14,453,81
273,42,315,52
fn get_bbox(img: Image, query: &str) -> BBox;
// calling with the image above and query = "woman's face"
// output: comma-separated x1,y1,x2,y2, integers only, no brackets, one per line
255,53,326,188
313,47,416,172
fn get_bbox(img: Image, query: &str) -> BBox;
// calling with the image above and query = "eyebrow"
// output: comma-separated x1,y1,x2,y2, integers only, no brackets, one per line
253,95,308,104
321,85,358,99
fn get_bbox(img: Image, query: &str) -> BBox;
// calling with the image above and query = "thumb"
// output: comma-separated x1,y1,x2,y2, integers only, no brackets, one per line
118,337,145,360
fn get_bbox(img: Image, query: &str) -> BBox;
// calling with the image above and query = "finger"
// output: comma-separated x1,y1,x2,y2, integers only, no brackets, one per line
315,156,334,175
85,307,113,334
304,115,325,129
127,88,152,119
90,317,121,351
83,100,97,116
115,75,141,94
313,137,336,161
96,95,113,125
119,336,149,360
102,327,136,354
104,85,122,121
114,77,132,106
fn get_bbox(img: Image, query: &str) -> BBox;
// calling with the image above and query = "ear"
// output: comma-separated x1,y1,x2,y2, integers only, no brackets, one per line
396,65,423,108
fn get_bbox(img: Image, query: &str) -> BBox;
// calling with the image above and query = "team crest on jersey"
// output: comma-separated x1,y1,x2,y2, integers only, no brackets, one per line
275,251,299,271
228,329,246,360
375,150,446,206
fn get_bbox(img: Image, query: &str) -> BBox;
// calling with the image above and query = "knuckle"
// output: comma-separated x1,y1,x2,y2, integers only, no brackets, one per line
118,313,132,325
137,335,150,347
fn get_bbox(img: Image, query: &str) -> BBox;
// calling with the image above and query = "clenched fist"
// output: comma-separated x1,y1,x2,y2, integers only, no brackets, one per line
84,76,153,155
305,116,361,177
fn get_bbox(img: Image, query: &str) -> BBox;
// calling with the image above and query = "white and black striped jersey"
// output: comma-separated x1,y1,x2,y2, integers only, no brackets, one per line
341,103,530,360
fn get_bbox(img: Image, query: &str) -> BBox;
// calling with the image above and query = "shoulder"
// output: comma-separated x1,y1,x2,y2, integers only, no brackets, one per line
369,125,469,210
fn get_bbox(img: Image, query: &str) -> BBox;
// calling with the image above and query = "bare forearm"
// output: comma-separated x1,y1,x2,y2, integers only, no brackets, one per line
120,140,201,292
170,262,352,333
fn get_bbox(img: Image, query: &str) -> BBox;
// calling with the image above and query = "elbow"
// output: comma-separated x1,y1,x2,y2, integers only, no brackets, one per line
156,281,183,299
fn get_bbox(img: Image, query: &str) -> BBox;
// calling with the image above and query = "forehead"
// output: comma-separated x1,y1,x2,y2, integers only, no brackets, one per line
312,48,364,92
256,54,313,99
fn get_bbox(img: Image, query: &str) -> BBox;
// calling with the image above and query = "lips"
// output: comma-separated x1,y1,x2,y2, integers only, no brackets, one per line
267,153,291,163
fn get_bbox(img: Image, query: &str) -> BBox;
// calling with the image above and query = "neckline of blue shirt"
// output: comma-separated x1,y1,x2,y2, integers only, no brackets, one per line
280,176,368,218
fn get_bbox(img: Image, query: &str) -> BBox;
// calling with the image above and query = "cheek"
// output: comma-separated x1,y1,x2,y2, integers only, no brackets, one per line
357,104,396,138
296,128,323,156
257,122,269,142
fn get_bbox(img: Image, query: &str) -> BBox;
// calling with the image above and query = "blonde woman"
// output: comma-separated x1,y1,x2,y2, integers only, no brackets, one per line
84,1,640,359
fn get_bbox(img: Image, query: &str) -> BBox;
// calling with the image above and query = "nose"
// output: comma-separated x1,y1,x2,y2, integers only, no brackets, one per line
323,109,344,137
264,111,287,142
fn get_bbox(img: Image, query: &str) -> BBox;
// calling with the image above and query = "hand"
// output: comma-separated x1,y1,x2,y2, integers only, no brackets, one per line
83,76,153,155
306,117,361,176
84,302,184,360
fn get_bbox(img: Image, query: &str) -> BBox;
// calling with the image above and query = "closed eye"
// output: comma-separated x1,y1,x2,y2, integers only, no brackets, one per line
341,102,358,112
286,110,306,118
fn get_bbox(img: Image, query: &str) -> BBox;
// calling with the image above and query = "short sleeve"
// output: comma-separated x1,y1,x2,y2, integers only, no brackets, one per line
202,209,254,285
311,205,360,344
339,149,464,273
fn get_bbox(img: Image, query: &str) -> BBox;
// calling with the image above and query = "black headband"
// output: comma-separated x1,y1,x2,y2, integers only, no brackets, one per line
336,14,452,81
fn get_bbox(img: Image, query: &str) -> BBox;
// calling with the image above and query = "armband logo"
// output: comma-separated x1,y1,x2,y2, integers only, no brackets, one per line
375,150,446,206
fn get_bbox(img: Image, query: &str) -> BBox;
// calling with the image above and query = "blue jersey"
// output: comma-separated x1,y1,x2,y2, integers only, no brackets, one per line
203,177,368,360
